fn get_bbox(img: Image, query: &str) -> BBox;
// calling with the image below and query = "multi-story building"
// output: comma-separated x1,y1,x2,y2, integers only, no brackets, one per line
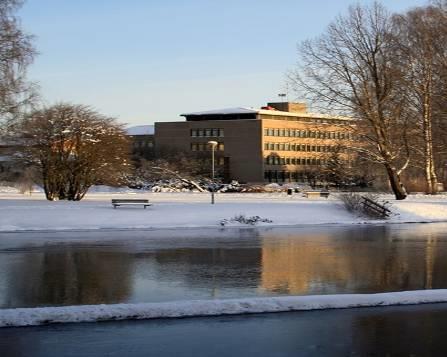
155,102,355,183
126,125,155,160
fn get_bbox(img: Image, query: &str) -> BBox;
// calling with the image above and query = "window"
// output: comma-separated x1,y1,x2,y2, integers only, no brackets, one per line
269,143,274,150
284,143,290,151
264,129,269,136
218,143,224,151
219,129,225,137
264,143,269,150
198,129,204,137
311,146,316,152
286,158,290,165
264,171,271,180
205,129,212,137
211,128,219,137
280,129,285,137
191,129,198,137
191,143,198,151
275,129,280,136
279,143,285,151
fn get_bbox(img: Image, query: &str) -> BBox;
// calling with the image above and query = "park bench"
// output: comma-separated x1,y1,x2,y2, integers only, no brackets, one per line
361,196,391,218
303,191,330,199
111,199,152,209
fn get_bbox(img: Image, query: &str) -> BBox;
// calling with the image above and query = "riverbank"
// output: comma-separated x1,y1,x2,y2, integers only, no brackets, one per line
0,192,447,232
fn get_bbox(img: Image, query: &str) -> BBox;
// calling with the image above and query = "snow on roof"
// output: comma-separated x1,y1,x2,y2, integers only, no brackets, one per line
181,107,258,116
181,107,353,121
126,125,154,136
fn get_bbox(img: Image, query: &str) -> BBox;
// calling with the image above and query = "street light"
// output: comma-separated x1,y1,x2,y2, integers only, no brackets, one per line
208,141,218,204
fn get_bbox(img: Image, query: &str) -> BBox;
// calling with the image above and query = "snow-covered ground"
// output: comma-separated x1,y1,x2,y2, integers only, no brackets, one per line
2,289,447,327
0,190,447,232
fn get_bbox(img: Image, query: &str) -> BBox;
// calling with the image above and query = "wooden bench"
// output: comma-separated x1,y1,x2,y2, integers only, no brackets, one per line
111,199,152,209
303,191,330,199
361,196,391,218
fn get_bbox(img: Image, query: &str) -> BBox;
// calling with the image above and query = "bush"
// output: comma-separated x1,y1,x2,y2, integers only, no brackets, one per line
220,214,273,226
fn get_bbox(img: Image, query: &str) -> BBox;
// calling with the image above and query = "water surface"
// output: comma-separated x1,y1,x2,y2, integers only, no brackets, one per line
1,224,447,308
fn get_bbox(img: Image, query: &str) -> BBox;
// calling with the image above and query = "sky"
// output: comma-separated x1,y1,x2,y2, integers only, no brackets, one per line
20,0,428,126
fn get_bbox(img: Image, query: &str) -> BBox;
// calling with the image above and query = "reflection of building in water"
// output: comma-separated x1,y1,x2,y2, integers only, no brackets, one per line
260,227,447,295
4,248,134,308
261,237,352,294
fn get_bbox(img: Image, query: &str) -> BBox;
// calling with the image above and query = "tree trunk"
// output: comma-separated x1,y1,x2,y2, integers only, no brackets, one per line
422,75,438,195
385,164,407,200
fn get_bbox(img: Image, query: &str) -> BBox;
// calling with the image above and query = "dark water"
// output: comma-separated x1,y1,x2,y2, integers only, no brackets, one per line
2,304,447,356
1,223,447,308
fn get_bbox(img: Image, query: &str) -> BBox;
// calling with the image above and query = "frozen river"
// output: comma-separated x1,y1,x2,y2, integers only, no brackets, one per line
1,223,447,308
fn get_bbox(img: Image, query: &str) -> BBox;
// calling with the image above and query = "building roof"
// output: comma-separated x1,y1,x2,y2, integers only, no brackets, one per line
126,125,154,136
181,107,258,116
181,107,353,121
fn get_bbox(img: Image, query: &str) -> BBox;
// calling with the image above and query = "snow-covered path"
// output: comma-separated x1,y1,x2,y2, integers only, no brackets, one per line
0,192,447,232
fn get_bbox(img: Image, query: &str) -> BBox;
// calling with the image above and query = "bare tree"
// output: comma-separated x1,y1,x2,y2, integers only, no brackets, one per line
0,0,37,132
20,103,131,201
290,3,410,199
133,148,221,192
394,5,447,194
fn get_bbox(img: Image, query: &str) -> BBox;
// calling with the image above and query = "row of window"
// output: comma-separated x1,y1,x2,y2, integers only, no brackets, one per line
191,128,225,138
264,170,318,182
264,128,352,140
266,156,333,166
133,141,154,148
262,115,348,126
191,142,225,151
264,142,346,153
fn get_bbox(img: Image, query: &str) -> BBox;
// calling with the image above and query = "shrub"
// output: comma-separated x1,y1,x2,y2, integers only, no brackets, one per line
220,214,273,226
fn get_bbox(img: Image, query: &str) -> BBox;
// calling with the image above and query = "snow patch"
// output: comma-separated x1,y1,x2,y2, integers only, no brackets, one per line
1,290,447,327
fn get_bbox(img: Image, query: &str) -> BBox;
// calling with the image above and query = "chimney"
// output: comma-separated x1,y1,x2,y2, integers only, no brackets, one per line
267,102,307,113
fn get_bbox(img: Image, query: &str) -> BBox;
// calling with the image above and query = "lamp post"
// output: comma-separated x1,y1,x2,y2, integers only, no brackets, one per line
208,141,218,204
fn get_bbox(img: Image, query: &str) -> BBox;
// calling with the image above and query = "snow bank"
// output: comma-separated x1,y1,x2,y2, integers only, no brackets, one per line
1,290,447,327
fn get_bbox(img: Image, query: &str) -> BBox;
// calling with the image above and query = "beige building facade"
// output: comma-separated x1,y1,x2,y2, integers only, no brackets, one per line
155,102,355,183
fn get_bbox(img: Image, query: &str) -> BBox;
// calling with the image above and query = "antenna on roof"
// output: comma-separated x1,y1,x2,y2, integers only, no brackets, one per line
278,93,286,101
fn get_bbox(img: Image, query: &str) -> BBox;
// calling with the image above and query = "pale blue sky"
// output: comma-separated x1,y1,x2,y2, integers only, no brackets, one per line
20,0,427,126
